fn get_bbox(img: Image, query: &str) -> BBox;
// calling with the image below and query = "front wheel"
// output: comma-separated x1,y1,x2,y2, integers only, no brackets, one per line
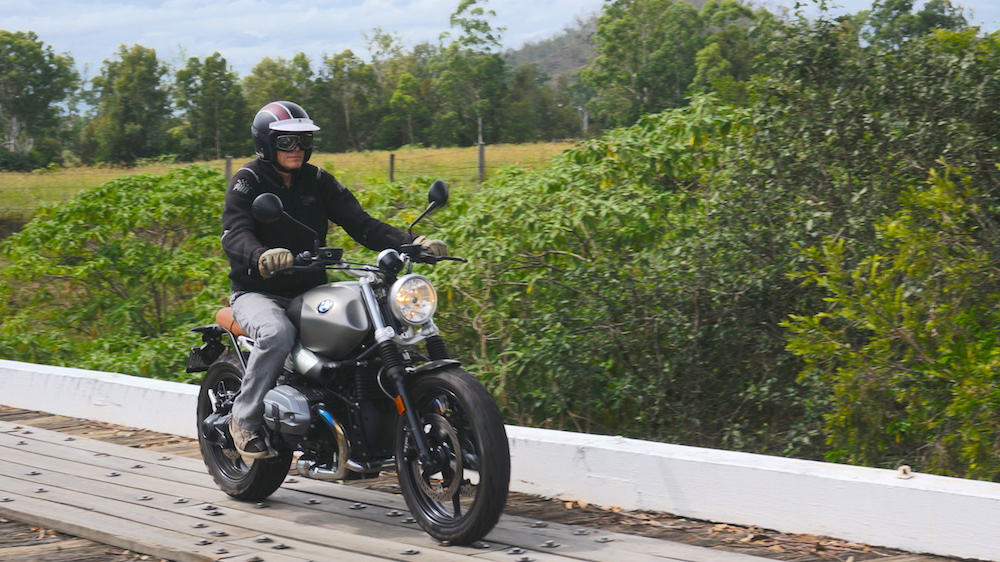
197,353,291,501
395,367,510,544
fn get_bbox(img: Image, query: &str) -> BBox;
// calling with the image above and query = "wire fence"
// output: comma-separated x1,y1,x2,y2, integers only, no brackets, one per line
0,142,575,219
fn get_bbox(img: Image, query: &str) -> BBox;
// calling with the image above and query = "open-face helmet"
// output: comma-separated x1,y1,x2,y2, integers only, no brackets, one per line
251,101,321,163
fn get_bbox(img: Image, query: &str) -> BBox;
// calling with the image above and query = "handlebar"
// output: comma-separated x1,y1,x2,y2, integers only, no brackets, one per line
399,243,468,265
272,245,466,276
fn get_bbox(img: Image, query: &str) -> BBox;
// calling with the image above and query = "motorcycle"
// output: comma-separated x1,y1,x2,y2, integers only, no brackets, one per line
186,180,510,544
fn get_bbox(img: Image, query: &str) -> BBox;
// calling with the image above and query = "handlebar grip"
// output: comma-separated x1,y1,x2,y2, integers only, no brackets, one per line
294,251,313,265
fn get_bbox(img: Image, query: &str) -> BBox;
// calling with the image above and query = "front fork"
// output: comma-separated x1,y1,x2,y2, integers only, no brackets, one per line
360,277,440,472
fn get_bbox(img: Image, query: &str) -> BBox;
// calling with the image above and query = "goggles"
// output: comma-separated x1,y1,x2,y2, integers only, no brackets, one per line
275,133,314,152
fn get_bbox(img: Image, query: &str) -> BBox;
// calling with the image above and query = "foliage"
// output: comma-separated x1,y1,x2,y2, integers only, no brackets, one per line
0,165,229,381
785,169,1000,479
435,98,783,449
707,10,1000,473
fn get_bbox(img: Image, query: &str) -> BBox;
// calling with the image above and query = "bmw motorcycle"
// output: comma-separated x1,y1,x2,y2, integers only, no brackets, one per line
186,180,510,544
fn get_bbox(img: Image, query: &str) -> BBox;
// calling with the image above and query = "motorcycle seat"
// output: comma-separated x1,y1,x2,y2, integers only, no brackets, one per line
215,307,249,338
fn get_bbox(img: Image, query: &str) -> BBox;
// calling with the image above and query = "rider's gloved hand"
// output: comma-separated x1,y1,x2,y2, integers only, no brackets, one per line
414,235,448,257
258,247,293,279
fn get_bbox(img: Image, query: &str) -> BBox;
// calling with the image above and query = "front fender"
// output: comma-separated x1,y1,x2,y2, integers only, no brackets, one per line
411,359,462,376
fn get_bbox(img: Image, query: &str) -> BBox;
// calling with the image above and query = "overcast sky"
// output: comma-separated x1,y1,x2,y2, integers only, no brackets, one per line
5,0,999,79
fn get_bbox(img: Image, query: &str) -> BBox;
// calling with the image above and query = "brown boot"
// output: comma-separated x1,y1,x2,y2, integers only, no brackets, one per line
229,418,270,459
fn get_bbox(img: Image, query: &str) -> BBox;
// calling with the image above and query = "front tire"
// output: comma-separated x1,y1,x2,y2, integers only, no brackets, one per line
197,353,291,501
395,367,510,544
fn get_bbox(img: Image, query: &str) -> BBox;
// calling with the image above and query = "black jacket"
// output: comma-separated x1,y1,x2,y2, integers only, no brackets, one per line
222,159,413,297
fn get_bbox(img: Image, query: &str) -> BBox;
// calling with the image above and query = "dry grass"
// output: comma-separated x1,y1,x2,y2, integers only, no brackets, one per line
0,142,575,220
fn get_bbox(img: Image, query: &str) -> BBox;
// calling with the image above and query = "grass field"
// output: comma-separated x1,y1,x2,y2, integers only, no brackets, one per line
0,142,575,224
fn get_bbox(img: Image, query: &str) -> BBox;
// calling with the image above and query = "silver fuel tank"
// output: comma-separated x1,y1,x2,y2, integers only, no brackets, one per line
289,282,370,359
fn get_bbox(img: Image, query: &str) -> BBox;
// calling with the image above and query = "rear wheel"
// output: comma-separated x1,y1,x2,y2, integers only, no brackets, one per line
197,354,291,501
395,367,510,544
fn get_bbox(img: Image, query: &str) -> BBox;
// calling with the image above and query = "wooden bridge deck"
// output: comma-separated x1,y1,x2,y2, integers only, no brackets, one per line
0,408,962,562
0,417,779,562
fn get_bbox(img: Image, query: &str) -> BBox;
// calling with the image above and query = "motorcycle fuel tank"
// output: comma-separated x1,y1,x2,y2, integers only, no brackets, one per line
290,282,370,359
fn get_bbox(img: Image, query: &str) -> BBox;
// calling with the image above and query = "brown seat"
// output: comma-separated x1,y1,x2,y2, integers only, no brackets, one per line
215,307,249,338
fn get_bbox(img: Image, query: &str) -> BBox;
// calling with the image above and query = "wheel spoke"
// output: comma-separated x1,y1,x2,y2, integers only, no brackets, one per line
394,369,509,544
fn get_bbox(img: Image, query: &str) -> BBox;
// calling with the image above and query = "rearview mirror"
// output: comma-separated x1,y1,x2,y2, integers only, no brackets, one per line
252,193,284,224
409,180,450,234
428,179,449,209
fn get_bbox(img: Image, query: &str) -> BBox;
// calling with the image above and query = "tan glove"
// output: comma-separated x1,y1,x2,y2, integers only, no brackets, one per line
414,235,448,257
258,248,293,279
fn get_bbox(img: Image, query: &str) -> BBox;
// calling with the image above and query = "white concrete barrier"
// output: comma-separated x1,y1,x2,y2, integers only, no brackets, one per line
0,360,199,438
1,359,997,561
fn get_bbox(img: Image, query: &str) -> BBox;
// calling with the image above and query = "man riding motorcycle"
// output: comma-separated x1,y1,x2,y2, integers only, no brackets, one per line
221,100,446,458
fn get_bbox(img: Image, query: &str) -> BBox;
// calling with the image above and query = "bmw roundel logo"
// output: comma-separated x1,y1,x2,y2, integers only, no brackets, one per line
317,299,334,314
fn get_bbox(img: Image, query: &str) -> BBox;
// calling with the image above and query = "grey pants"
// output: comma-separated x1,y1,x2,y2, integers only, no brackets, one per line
230,291,295,431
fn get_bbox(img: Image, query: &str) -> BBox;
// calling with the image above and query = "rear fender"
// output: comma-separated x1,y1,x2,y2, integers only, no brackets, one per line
187,324,230,373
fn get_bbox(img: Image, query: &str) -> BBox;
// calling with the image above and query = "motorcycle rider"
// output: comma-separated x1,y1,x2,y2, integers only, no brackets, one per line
222,100,447,459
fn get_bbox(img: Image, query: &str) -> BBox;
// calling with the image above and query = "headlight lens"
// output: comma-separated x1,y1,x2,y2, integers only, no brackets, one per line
390,274,437,326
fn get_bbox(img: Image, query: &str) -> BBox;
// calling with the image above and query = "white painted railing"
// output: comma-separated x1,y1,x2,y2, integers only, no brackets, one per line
1,359,996,561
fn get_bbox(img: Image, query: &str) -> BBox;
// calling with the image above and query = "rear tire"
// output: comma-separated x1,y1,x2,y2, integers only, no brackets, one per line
197,353,291,501
395,367,510,544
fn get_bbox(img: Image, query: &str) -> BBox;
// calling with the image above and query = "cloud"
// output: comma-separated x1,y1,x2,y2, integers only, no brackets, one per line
9,0,996,79
16,0,603,75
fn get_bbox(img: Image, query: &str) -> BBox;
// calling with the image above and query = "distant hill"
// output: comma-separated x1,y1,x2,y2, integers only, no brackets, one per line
503,0,710,83
503,14,598,82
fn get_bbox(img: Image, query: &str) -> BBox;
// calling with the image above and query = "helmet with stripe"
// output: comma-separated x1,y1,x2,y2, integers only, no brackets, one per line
251,101,321,163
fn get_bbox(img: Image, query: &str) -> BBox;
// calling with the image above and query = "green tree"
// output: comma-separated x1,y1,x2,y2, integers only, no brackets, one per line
174,53,249,160
582,0,704,126
0,31,78,168
388,71,421,145
86,44,170,164
312,50,383,151
862,0,967,47
690,0,771,103
432,0,508,145
499,64,580,143
241,54,313,113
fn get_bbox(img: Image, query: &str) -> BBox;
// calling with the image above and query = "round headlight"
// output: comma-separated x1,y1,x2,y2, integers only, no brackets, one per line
389,274,437,326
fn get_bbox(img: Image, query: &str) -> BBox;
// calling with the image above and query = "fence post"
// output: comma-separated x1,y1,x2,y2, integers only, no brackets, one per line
389,153,395,183
224,156,232,182
478,142,485,185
